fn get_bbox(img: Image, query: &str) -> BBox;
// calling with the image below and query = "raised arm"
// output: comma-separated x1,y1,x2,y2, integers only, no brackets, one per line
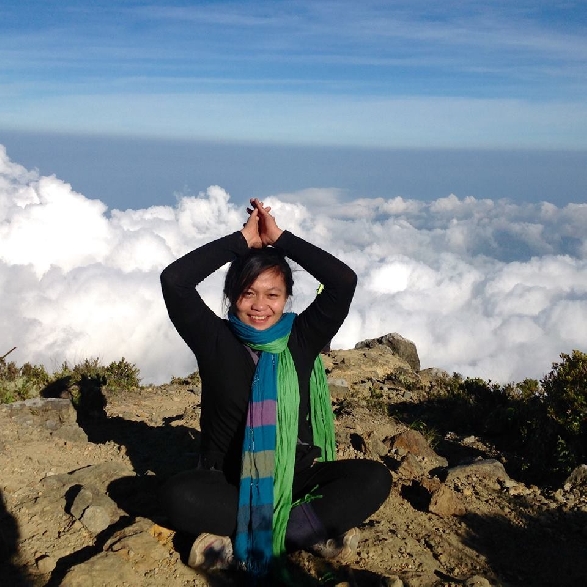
160,209,262,355
274,230,357,353
250,199,357,354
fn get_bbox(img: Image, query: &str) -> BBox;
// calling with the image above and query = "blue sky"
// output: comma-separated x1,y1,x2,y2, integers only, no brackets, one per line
2,0,587,148
1,1,586,210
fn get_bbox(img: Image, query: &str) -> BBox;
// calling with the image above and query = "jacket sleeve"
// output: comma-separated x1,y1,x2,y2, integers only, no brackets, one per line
160,231,249,356
273,230,357,356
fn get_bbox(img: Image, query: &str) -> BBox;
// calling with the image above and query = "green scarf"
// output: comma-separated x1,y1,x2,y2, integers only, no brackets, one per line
229,312,336,573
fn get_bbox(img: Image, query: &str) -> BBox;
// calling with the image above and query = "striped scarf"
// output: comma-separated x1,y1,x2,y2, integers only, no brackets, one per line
228,312,335,575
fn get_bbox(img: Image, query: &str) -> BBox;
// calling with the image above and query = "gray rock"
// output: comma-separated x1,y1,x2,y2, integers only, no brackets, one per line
328,377,351,398
419,367,450,379
80,505,112,535
464,576,491,587
0,397,87,442
355,333,420,372
446,459,510,484
68,484,123,535
41,462,134,495
70,487,94,520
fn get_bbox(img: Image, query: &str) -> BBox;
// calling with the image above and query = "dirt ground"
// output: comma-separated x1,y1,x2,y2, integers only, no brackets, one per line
1,375,587,586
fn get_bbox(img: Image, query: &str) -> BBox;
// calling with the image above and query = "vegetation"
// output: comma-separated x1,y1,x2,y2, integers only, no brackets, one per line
390,350,587,485
1,351,141,404
170,370,201,386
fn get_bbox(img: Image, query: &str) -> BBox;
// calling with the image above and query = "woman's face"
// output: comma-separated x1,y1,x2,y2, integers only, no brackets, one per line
235,268,288,330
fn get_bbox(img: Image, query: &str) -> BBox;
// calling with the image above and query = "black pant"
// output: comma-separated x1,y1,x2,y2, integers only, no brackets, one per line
160,458,392,544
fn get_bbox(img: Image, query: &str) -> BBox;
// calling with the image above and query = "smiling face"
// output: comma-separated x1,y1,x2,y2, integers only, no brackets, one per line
235,268,288,330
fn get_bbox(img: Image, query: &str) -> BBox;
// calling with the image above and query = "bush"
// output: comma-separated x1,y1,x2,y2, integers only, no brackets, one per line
540,350,587,472
104,358,142,390
418,353,587,484
542,350,587,435
1,355,141,404
0,356,50,403
53,357,141,391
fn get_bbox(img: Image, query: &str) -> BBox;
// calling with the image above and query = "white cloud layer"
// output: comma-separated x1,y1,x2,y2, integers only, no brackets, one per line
1,145,586,384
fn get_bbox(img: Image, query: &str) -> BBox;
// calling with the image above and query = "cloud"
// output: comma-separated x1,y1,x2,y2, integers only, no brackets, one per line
1,145,586,384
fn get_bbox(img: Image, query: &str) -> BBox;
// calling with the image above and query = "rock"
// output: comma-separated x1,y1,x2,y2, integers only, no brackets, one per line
464,576,491,587
446,459,510,485
355,333,420,372
328,377,351,398
41,462,134,494
324,346,412,389
419,367,450,380
396,453,428,479
80,505,114,535
428,485,466,517
564,464,587,494
70,487,94,520
35,554,57,574
391,430,448,470
60,551,144,587
69,484,123,535
0,397,87,443
369,436,391,458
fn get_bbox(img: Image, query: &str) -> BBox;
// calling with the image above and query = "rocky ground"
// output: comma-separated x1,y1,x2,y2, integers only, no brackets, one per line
1,337,587,586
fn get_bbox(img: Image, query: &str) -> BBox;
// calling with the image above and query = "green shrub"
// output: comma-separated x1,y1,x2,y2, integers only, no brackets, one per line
0,356,50,403
1,356,141,404
104,358,142,390
542,350,587,435
52,357,141,390
170,370,201,386
540,350,587,473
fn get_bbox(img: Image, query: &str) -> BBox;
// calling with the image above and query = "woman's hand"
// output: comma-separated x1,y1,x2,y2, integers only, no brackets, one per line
241,208,263,248
248,198,283,246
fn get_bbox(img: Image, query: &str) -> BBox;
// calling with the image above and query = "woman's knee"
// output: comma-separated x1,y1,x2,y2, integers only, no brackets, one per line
159,469,239,536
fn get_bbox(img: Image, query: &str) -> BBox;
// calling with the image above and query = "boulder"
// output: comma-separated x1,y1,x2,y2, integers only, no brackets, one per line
446,458,510,485
0,397,87,443
355,333,421,372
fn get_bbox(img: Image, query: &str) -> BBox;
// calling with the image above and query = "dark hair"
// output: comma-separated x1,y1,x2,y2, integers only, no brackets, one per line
224,247,293,313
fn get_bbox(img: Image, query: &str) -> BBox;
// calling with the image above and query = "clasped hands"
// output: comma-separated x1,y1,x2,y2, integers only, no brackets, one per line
241,198,283,249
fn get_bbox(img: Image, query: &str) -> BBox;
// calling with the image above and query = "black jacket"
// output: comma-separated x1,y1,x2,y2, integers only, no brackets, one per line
160,230,356,482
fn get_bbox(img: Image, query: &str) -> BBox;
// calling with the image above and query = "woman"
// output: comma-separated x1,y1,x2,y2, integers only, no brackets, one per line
160,199,391,576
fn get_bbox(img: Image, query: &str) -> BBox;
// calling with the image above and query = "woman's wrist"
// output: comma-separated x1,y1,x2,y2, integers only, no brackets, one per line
265,228,284,246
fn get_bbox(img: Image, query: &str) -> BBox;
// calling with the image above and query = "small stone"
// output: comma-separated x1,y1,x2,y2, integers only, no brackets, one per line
464,575,491,587
383,576,404,587
428,485,466,517
70,487,94,520
80,505,112,535
36,554,57,574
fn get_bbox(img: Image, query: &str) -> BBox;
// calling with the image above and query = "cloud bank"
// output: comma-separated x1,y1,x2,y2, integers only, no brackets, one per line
1,145,586,384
